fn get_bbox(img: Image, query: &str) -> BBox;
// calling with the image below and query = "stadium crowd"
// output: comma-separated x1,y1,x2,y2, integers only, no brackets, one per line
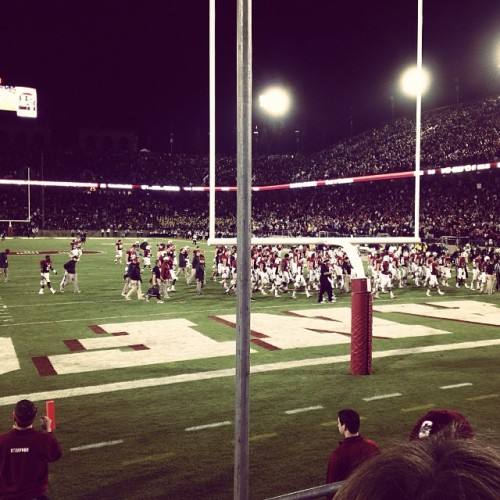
0,96,499,243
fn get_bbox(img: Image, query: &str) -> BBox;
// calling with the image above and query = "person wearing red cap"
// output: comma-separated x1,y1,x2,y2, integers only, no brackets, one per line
409,408,474,440
0,399,61,499
335,431,499,500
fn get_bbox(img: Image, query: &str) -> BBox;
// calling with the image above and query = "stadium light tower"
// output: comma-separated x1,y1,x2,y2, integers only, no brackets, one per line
257,86,293,153
259,86,291,117
400,66,431,97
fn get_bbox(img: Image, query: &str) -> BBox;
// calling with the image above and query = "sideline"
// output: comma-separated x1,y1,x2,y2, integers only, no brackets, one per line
0,339,499,407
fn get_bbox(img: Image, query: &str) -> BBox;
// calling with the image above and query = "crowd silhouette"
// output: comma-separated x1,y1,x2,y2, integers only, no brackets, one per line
0,96,499,243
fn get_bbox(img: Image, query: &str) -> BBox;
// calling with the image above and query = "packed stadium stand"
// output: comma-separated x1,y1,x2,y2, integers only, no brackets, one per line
1,97,499,244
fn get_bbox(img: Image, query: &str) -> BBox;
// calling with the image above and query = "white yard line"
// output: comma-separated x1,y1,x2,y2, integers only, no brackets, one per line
285,405,324,415
185,421,232,432
363,393,402,401
0,339,499,407
70,439,123,451
440,383,473,389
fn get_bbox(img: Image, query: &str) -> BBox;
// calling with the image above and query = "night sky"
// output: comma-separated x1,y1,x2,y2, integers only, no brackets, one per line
1,0,499,153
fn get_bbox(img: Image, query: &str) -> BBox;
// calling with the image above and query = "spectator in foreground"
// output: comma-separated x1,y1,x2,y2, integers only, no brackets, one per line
326,408,380,496
0,399,62,500
335,428,500,499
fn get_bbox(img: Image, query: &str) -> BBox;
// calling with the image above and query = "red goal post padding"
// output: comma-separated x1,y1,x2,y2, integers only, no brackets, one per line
350,278,373,375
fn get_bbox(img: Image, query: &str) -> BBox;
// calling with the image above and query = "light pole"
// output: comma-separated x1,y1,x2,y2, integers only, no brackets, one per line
257,86,292,153
400,58,431,241
253,125,259,156
169,131,174,154
258,86,291,117
400,66,431,98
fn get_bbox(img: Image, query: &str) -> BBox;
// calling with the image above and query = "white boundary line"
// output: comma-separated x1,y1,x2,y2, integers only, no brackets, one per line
0,339,499,407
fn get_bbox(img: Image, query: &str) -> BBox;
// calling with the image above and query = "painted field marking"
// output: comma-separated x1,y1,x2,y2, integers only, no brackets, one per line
466,394,498,401
440,383,473,389
0,338,20,375
122,452,175,466
320,421,338,427
0,339,499,407
285,405,323,415
185,421,232,432
70,439,123,451
401,404,435,413
248,433,278,442
363,393,402,402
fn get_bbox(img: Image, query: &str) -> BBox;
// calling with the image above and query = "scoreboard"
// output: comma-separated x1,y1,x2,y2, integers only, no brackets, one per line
0,85,37,118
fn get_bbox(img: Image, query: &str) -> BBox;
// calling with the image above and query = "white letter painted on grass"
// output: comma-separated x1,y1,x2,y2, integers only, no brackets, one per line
47,319,254,375
217,308,449,350
0,338,20,375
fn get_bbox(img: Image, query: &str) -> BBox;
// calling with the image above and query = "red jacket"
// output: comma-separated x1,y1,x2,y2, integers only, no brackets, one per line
326,435,380,484
0,428,62,500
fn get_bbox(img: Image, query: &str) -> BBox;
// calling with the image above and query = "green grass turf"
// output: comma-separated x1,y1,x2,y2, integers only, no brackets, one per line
0,237,498,499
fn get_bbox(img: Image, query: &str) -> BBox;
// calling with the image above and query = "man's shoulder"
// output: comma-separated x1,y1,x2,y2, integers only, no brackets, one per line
343,435,379,448
0,428,15,441
0,428,37,443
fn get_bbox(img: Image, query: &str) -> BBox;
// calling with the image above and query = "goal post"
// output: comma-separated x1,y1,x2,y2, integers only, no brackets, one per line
0,168,32,236
210,1,426,497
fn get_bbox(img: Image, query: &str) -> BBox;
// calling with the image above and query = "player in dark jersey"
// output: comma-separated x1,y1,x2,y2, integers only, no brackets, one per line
39,256,57,295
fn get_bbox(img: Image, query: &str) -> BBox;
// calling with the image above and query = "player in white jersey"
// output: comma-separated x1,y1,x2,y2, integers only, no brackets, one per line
438,254,451,287
292,258,311,298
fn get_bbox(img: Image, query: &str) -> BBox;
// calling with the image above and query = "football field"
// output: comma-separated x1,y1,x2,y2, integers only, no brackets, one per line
0,237,499,499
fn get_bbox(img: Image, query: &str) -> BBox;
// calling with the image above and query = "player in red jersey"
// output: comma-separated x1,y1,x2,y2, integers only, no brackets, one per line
114,239,124,264
426,259,445,297
455,252,469,288
374,255,395,299
39,256,57,295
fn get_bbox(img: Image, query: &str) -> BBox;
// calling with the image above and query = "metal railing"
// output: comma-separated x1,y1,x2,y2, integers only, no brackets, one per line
265,481,344,500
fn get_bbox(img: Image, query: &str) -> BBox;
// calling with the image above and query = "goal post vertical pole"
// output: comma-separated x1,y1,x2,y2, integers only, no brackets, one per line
28,167,31,226
234,0,252,499
414,0,423,240
209,0,216,241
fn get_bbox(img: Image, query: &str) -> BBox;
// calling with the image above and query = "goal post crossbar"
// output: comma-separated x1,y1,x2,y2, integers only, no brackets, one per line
206,236,421,279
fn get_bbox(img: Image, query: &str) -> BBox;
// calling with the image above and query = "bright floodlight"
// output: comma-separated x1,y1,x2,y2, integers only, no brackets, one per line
259,87,291,117
400,66,431,97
